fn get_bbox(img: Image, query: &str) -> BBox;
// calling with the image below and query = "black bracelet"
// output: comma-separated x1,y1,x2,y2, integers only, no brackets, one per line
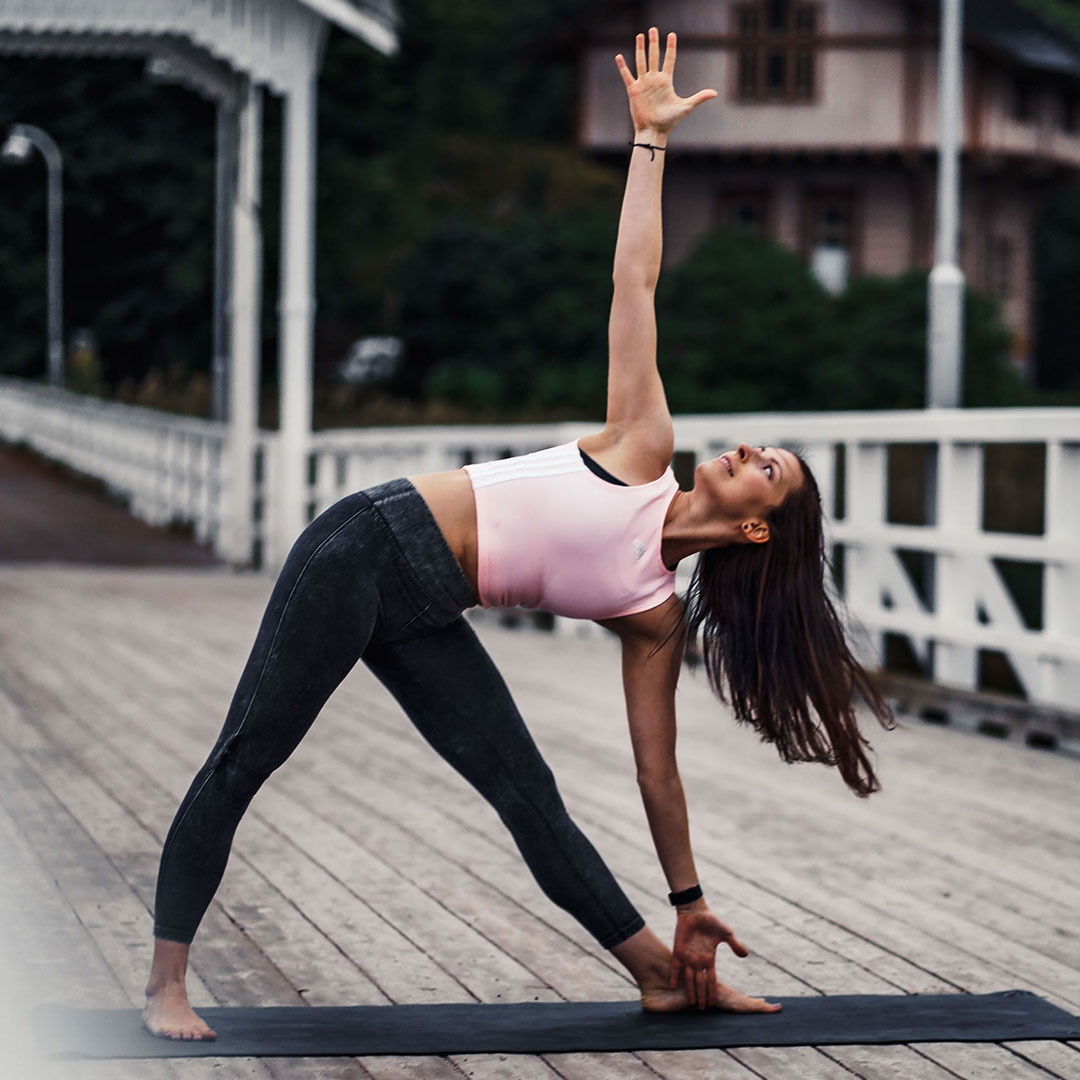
668,883,703,906
629,140,666,161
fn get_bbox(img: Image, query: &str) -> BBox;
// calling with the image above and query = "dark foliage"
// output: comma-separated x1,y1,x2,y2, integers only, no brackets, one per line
0,0,1070,415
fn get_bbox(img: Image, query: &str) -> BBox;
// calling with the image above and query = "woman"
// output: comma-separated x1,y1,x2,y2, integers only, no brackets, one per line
144,27,892,1041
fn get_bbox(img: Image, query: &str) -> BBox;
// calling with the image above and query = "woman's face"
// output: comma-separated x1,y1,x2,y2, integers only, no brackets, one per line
695,442,803,537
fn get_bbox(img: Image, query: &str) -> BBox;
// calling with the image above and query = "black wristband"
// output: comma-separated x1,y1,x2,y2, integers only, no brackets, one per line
668,883,703,906
629,140,666,161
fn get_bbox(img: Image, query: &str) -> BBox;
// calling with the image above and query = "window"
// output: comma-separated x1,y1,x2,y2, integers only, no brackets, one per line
987,236,1013,300
805,192,854,252
715,189,772,237
1063,92,1080,134
735,0,819,103
1014,77,1034,123
803,191,856,292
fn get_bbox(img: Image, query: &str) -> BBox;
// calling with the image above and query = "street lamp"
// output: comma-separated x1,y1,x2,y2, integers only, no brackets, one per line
927,0,965,408
2,123,64,389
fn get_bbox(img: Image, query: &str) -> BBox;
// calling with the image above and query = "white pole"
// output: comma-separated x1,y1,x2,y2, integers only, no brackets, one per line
274,73,317,567
5,124,63,387
926,0,965,408
211,105,236,423
224,80,263,566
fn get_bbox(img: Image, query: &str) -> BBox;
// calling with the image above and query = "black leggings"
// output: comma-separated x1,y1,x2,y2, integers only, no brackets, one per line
152,479,644,950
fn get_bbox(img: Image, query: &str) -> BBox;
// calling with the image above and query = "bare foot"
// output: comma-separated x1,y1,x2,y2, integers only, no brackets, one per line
142,983,217,1041
641,981,781,1014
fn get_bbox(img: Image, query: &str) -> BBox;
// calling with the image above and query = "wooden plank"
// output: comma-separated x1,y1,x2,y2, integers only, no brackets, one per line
907,1042,1078,1079
1000,1041,1080,1080
0,658,364,1079
821,1044,999,1080
0,587,617,1080
0,697,272,1080
4,569,1079,1080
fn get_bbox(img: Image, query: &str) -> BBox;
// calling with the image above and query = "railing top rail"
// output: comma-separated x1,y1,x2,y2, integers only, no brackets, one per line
305,409,1080,448
0,377,228,439
671,409,1080,444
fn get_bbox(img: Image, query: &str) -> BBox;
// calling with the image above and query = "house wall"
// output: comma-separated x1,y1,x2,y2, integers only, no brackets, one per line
662,163,1036,361
579,0,1079,369
580,0,1080,166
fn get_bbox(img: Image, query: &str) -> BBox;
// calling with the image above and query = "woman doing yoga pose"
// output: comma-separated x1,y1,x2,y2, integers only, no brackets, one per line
143,27,893,1040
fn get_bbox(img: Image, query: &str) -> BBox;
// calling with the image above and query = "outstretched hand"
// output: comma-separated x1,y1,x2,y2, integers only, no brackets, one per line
615,27,717,135
670,907,750,1009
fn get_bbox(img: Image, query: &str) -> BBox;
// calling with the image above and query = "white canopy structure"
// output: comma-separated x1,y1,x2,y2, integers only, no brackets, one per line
0,0,399,566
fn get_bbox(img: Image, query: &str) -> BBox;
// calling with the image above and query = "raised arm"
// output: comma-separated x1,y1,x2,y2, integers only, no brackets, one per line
605,30,716,450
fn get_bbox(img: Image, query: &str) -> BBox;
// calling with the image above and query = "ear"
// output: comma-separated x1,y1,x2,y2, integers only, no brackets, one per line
741,520,770,544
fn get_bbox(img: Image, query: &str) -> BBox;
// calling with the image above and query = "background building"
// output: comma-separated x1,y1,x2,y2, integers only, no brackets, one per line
574,0,1080,373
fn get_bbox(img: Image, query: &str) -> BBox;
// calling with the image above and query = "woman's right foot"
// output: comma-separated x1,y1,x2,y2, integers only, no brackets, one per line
640,981,781,1014
142,983,216,1040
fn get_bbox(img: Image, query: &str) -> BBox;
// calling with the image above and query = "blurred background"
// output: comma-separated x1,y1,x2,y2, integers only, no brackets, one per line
1,0,1079,710
2,0,1078,429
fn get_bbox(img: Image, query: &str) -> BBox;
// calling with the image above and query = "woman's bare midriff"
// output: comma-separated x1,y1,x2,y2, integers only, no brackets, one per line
407,469,481,604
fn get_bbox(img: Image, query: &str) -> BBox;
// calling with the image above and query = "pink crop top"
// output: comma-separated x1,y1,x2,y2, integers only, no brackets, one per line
463,440,680,620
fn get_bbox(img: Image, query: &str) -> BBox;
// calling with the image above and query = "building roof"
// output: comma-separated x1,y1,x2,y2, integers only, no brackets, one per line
938,0,1080,79
300,0,398,56
559,0,1080,81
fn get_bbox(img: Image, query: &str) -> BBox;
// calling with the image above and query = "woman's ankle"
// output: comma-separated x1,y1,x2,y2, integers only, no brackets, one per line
146,938,191,995
609,926,671,989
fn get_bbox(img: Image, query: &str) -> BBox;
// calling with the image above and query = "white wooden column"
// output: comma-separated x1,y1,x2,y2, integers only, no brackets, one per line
273,71,317,567
211,104,235,423
844,441,888,668
1042,440,1080,708
223,79,263,566
932,440,981,689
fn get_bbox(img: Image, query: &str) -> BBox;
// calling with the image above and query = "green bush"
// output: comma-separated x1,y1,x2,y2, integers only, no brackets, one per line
391,217,1029,417
391,205,615,416
656,229,836,412
829,270,1024,409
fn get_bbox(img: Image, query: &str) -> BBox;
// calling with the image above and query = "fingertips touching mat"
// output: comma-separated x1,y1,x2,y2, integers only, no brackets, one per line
36,991,1080,1059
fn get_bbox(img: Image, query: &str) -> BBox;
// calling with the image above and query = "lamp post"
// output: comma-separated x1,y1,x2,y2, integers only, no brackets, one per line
927,0,965,408
2,123,64,388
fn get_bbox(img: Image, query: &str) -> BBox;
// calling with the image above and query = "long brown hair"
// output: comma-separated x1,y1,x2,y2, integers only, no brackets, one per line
683,453,894,797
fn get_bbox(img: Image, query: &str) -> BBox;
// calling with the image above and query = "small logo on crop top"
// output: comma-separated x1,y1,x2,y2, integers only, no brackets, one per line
632,538,647,561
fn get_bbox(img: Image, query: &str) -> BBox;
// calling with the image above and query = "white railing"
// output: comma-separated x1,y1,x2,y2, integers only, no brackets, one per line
3,377,1078,711
0,377,263,554
309,410,1080,711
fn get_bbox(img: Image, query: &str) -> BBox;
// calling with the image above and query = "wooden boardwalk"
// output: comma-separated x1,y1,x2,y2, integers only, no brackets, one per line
1,564,1079,1080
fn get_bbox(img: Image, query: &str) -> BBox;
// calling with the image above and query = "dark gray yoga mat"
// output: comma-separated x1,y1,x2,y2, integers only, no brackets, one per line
36,991,1080,1059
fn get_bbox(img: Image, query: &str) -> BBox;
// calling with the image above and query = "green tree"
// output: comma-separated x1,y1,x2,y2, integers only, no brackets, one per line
656,228,836,412
829,271,1023,408
391,205,616,416
1034,186,1080,391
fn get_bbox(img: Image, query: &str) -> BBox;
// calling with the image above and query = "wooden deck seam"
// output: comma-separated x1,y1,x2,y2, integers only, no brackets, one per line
288,704,956,995
567,788,1080,1012
0,659,470,1009
4,570,1079,1080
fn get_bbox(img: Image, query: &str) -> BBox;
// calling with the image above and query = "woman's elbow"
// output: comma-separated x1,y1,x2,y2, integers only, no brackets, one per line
636,764,681,794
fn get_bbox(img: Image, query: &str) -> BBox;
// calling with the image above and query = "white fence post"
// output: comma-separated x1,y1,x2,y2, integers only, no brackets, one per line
1043,440,1080,708
2,381,1079,715
932,440,982,691
844,441,888,668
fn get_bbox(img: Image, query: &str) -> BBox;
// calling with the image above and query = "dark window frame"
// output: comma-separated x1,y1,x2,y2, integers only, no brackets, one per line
734,0,820,104
714,187,774,238
986,234,1014,301
801,188,861,274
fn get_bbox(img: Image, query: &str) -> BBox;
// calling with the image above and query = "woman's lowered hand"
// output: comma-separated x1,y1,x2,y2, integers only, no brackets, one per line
670,905,754,1009
615,27,717,136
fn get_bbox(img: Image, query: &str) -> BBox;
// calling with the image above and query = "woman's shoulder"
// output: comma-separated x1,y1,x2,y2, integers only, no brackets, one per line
578,422,674,487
